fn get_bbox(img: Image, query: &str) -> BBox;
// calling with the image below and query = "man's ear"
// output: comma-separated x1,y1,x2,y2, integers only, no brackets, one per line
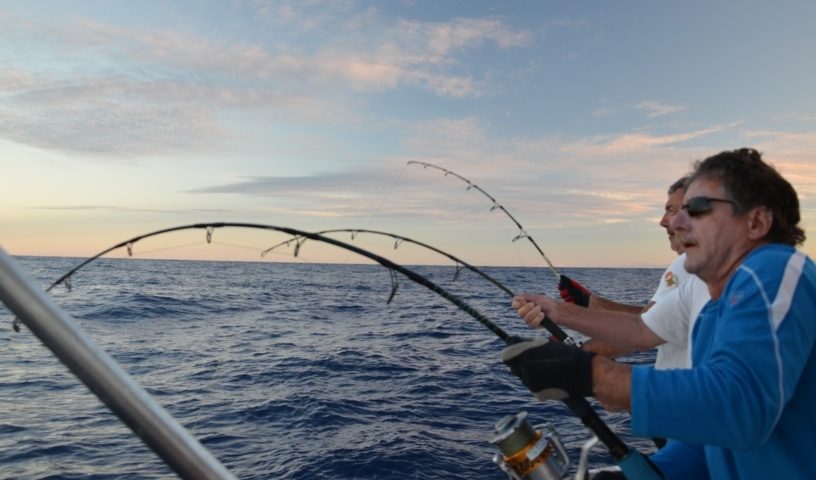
747,206,773,241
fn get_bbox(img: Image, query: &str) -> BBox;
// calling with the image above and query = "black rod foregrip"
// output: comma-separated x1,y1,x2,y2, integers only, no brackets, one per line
563,397,629,459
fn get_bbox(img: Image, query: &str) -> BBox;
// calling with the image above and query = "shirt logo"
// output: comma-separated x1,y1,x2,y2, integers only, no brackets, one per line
664,271,677,287
728,290,744,305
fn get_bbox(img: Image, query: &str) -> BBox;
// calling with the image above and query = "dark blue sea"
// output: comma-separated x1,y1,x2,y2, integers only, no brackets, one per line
1,256,662,479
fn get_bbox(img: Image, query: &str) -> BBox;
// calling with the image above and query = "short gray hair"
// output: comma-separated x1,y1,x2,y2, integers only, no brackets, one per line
667,175,689,195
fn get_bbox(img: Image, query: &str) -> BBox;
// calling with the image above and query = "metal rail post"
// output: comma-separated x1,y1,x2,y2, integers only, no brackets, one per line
0,247,236,480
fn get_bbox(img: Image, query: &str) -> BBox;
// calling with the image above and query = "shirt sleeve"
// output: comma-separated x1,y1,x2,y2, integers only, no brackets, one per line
650,255,687,303
641,287,689,346
632,252,816,449
649,440,709,480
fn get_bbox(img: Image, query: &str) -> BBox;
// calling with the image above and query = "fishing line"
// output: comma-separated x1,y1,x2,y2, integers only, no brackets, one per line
360,163,410,233
407,163,669,460
105,241,204,257
263,228,576,345
407,161,561,282
209,240,270,252
13,222,637,464
263,228,513,295
332,163,411,266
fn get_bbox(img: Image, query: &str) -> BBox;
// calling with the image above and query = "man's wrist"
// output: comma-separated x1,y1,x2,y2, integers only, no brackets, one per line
591,356,632,411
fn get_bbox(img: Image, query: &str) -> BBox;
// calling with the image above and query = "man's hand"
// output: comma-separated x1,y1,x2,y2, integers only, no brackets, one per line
512,294,573,328
559,275,591,307
512,295,549,328
501,337,595,400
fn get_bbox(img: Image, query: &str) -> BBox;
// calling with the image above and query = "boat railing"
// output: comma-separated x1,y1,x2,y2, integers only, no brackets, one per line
0,247,236,480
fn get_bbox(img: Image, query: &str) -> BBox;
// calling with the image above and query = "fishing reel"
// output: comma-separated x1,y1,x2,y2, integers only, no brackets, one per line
490,411,570,480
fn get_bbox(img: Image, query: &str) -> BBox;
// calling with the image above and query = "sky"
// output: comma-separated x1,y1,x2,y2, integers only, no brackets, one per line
2,0,815,268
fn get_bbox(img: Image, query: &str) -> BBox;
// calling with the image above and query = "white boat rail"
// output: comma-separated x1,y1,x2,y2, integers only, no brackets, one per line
0,247,236,480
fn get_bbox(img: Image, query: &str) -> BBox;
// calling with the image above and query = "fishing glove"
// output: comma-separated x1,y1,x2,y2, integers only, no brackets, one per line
501,337,594,401
558,275,591,307
592,471,626,480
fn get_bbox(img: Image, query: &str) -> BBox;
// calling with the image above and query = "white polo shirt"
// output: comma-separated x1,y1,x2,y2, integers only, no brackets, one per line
642,254,710,369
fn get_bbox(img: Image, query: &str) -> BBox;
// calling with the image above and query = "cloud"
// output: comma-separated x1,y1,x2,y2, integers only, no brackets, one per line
184,165,535,223
394,17,533,55
26,205,236,215
558,125,727,156
249,1,533,52
180,129,676,229
590,100,687,120
0,69,34,91
402,115,716,180
51,13,529,97
592,106,617,117
408,117,488,149
591,100,687,120
0,99,225,157
738,130,816,196
634,101,687,118
773,111,816,122
187,169,394,196
0,8,535,156
185,168,416,217
394,120,765,230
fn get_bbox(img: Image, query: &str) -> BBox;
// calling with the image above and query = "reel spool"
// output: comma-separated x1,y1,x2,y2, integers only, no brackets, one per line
490,411,570,480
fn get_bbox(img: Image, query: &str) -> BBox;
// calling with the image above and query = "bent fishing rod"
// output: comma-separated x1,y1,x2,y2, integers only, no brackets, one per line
17,222,508,341
16,222,657,471
407,161,560,282
262,228,513,295
262,228,576,345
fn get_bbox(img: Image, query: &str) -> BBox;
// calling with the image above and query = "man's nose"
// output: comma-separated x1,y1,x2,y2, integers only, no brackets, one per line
670,208,689,231
660,212,670,228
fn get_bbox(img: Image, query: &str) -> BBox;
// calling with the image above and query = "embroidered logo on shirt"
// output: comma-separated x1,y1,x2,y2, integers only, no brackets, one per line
664,271,677,287
728,290,744,306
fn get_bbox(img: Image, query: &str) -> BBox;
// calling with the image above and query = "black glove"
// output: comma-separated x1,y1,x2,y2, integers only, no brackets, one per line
501,337,595,400
559,274,591,307
592,470,626,480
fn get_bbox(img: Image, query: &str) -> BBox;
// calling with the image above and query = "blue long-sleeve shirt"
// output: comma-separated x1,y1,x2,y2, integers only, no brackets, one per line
630,244,816,479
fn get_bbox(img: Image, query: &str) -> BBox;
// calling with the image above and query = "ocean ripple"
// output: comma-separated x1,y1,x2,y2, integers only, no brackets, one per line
2,257,661,479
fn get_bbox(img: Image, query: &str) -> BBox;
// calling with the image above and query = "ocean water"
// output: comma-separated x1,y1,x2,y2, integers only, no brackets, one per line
1,256,662,479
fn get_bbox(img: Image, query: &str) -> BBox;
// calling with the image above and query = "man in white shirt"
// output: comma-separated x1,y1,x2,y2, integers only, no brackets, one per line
514,176,709,370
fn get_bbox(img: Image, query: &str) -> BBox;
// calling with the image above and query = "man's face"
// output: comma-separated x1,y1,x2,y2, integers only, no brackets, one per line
660,188,685,253
669,177,753,286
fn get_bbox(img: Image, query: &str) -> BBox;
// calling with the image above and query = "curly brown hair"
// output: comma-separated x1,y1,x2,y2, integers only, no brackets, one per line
689,148,805,246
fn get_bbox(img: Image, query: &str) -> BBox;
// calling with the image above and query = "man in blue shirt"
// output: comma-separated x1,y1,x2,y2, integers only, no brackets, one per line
503,148,816,479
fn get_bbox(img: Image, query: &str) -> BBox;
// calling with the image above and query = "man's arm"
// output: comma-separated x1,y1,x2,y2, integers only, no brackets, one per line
513,294,665,352
631,253,816,447
588,293,647,314
592,356,632,411
499,338,635,413
558,274,646,313
649,440,709,480
580,338,632,359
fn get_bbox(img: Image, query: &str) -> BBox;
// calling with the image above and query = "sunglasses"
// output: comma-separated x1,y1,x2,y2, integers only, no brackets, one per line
681,196,736,217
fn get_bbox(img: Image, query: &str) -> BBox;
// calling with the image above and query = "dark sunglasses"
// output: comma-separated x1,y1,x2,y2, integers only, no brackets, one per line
681,196,735,217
